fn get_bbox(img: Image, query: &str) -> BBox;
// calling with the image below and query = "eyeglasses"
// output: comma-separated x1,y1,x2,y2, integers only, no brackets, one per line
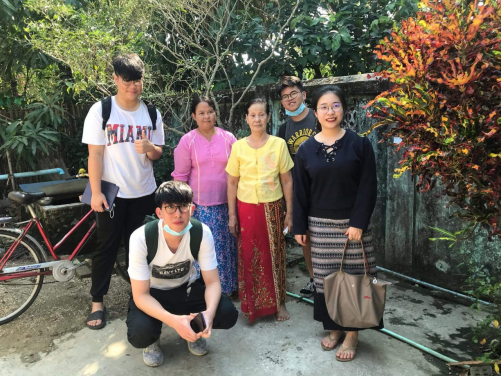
317,103,343,113
281,90,300,101
163,204,192,214
121,77,143,87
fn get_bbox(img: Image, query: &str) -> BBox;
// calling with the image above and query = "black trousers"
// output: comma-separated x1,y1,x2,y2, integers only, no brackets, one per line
91,192,155,303
126,280,238,349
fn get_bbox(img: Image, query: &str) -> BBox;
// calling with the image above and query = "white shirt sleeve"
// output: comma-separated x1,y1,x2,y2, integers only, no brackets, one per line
128,226,151,281
82,101,106,145
197,224,218,271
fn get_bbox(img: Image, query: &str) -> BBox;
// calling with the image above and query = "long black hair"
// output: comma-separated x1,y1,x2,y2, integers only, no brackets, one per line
311,85,347,131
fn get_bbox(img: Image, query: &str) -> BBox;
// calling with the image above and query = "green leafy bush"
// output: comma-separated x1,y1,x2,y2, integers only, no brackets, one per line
0,93,64,169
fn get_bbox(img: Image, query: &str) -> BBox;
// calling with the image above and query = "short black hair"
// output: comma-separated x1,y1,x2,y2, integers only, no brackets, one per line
311,85,347,131
191,94,217,115
276,76,304,98
112,53,144,81
155,181,193,208
245,98,270,115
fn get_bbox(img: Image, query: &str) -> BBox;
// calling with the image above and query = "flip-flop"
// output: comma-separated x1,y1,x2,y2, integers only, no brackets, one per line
321,332,343,351
86,307,107,330
335,341,358,362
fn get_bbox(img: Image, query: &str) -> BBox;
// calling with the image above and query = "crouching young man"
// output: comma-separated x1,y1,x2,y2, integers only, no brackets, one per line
126,181,238,367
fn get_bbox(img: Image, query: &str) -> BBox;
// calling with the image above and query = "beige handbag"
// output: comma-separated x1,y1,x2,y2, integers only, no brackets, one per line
323,238,389,328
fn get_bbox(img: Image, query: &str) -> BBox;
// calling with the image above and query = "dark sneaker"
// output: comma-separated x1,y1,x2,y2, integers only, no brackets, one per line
300,280,315,298
187,338,208,356
143,341,163,367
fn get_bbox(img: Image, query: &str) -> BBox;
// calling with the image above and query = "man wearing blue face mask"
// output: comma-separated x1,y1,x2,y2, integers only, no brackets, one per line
126,181,238,367
276,76,317,299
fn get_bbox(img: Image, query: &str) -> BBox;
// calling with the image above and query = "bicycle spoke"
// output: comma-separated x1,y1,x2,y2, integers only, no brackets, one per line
0,230,44,324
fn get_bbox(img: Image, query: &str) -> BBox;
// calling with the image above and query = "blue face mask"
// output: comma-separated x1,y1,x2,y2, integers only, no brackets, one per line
163,221,192,236
285,102,306,117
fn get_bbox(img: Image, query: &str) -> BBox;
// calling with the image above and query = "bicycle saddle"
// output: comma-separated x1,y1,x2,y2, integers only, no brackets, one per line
8,191,46,205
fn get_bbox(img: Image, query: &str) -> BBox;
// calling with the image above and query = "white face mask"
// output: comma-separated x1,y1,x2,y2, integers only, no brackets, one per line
163,221,192,236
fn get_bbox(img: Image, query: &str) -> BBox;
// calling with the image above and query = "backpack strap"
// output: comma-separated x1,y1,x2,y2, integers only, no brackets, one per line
101,97,157,131
143,100,157,130
278,122,286,139
143,217,203,265
144,218,159,265
189,218,203,261
101,96,112,131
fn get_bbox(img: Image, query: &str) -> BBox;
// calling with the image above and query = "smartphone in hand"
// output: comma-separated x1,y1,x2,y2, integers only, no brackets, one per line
190,313,207,333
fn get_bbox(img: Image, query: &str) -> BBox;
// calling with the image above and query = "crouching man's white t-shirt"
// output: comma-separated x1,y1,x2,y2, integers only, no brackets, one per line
128,220,218,290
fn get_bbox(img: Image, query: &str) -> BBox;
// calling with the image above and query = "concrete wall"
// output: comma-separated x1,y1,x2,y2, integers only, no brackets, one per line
218,74,500,291
3,74,498,288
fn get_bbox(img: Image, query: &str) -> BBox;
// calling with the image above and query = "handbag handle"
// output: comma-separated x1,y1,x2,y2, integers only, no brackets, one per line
339,237,370,276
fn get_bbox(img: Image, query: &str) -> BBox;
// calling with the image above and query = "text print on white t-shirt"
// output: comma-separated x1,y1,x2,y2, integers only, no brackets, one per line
151,260,191,279
106,125,152,146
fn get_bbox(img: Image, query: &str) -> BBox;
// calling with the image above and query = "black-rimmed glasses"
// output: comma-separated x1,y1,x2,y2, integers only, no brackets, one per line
163,204,192,214
121,77,143,87
281,90,300,101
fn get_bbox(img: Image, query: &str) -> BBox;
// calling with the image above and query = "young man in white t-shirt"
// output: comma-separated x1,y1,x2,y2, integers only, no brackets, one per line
126,181,238,367
82,53,165,329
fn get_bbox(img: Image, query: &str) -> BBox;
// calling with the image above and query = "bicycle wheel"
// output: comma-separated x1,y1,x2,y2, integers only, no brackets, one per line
115,246,130,284
0,229,46,325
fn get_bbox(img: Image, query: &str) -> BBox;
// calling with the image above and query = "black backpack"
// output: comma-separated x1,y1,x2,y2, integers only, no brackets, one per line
101,96,158,131
143,215,203,265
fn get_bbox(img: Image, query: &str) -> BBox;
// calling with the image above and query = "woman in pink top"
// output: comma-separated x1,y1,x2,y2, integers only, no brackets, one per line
172,95,238,295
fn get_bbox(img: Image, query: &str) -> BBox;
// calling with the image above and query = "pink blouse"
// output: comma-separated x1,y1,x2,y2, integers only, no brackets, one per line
172,127,237,206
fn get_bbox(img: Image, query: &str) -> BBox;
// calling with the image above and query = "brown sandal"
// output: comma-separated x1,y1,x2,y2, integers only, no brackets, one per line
321,332,343,351
335,341,358,362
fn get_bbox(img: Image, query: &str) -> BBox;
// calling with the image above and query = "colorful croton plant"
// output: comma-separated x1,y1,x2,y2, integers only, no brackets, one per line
366,0,501,237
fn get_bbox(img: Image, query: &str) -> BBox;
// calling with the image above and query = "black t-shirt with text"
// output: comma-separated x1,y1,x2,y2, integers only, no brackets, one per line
276,108,317,161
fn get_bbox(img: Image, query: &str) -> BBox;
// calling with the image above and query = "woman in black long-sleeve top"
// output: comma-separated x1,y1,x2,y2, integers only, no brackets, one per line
293,85,381,362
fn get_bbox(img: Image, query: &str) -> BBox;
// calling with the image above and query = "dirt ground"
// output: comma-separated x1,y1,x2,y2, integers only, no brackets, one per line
0,272,131,363
0,245,483,376
0,241,303,364
0,264,468,376
0,266,305,364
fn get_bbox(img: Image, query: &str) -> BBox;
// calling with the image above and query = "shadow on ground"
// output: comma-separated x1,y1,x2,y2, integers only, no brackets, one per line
0,245,485,375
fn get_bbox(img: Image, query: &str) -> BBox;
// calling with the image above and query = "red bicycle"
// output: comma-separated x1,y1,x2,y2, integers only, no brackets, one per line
0,189,128,325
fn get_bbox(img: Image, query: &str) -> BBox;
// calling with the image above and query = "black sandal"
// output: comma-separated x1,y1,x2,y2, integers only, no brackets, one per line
86,307,107,330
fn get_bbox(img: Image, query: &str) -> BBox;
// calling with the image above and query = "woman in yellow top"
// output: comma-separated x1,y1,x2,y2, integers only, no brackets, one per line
226,98,293,323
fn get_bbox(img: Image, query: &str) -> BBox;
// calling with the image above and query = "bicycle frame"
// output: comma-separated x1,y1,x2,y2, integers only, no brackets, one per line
0,204,96,282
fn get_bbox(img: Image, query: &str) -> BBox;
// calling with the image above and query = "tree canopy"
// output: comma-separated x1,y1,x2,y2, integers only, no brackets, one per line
1,0,419,110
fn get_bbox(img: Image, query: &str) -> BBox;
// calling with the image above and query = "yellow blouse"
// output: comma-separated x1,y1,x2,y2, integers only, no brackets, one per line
226,136,294,204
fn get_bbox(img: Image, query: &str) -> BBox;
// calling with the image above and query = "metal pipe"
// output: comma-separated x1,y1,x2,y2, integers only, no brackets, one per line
0,168,65,180
6,150,16,190
286,290,463,366
378,328,459,363
376,266,491,306
286,291,314,305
